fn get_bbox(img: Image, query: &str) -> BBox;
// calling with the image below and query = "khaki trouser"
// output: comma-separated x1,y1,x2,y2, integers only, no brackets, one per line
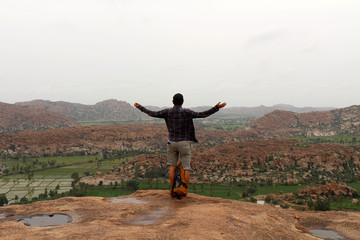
167,141,192,170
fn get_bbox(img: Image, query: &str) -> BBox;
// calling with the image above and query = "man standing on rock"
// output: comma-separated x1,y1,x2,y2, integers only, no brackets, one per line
134,93,226,191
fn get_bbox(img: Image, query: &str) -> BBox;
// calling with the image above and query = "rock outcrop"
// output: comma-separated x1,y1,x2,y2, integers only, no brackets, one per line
298,182,357,197
0,190,359,240
0,102,79,133
0,124,167,156
249,105,360,137
104,140,360,184
0,124,259,156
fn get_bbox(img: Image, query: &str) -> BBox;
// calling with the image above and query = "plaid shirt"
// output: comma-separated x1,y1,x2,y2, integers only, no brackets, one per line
138,105,219,142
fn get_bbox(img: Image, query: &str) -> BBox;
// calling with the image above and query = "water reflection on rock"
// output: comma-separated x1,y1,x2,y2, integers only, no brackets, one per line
109,197,148,204
309,229,348,240
19,214,72,227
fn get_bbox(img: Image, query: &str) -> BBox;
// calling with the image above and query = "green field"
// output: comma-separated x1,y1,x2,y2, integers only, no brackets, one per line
83,181,307,201
0,176,73,202
2,152,360,210
0,155,131,203
290,135,360,146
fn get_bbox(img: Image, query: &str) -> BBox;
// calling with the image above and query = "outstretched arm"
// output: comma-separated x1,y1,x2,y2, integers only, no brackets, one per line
134,102,166,118
191,102,227,118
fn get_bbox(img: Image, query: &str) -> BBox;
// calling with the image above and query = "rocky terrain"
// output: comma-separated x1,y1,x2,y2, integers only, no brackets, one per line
1,190,359,240
94,140,360,185
249,105,360,137
297,181,357,197
0,124,167,156
0,102,79,133
0,122,266,157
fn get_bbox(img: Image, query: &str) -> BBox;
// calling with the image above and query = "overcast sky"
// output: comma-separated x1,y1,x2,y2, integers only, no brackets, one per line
1,0,359,108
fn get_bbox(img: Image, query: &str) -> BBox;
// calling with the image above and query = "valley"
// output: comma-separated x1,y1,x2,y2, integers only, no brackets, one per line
1,100,360,212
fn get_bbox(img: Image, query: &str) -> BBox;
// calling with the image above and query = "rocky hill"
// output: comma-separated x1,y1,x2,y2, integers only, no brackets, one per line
0,102,79,133
195,104,334,119
97,140,360,185
248,105,360,137
16,99,146,122
16,99,334,122
0,124,167,156
0,124,254,156
1,190,359,239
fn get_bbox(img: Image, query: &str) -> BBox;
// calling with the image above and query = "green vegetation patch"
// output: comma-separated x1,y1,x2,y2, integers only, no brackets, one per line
290,134,360,146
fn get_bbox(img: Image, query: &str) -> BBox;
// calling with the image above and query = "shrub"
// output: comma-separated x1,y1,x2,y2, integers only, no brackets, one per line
0,194,8,206
247,187,257,195
314,197,331,211
71,172,80,183
20,196,29,204
126,180,139,191
352,191,360,198
272,199,280,205
250,197,257,203
70,182,89,197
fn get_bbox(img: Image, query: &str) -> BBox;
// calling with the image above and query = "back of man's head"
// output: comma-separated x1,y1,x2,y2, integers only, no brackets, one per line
173,93,184,106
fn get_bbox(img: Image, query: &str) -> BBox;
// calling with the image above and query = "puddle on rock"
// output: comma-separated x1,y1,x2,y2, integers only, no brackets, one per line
19,214,72,227
309,229,348,240
109,197,148,204
128,208,168,225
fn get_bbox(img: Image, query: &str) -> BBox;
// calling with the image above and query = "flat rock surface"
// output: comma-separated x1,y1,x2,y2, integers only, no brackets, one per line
0,190,359,240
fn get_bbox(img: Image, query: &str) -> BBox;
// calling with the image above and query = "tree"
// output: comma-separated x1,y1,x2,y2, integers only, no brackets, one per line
2,168,9,175
69,182,89,197
0,194,8,206
27,172,34,184
126,180,139,191
20,196,29,204
71,172,81,183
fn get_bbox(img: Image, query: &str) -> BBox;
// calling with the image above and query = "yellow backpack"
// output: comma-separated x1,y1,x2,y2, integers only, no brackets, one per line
170,162,188,198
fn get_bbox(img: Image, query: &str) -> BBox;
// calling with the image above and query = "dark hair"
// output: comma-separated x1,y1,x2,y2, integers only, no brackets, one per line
173,93,184,106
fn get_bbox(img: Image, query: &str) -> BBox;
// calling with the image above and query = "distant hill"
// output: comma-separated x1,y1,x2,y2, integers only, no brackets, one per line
16,99,147,122
248,105,360,137
193,104,334,119
0,102,79,133
16,99,334,122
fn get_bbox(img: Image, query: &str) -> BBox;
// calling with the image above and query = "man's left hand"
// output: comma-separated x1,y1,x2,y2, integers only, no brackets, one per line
216,102,227,108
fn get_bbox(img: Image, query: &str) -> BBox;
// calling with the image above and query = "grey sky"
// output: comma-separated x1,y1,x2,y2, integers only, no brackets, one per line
1,0,359,108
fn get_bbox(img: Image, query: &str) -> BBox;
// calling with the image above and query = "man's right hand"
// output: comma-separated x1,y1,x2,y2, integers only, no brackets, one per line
216,102,227,108
134,103,141,108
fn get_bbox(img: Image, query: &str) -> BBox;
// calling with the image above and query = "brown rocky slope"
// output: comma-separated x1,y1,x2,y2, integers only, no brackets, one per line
0,102,79,133
105,140,360,184
0,124,259,156
249,105,360,137
0,190,359,240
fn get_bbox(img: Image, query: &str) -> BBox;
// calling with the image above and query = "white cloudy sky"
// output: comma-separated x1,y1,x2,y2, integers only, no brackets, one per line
0,0,359,108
